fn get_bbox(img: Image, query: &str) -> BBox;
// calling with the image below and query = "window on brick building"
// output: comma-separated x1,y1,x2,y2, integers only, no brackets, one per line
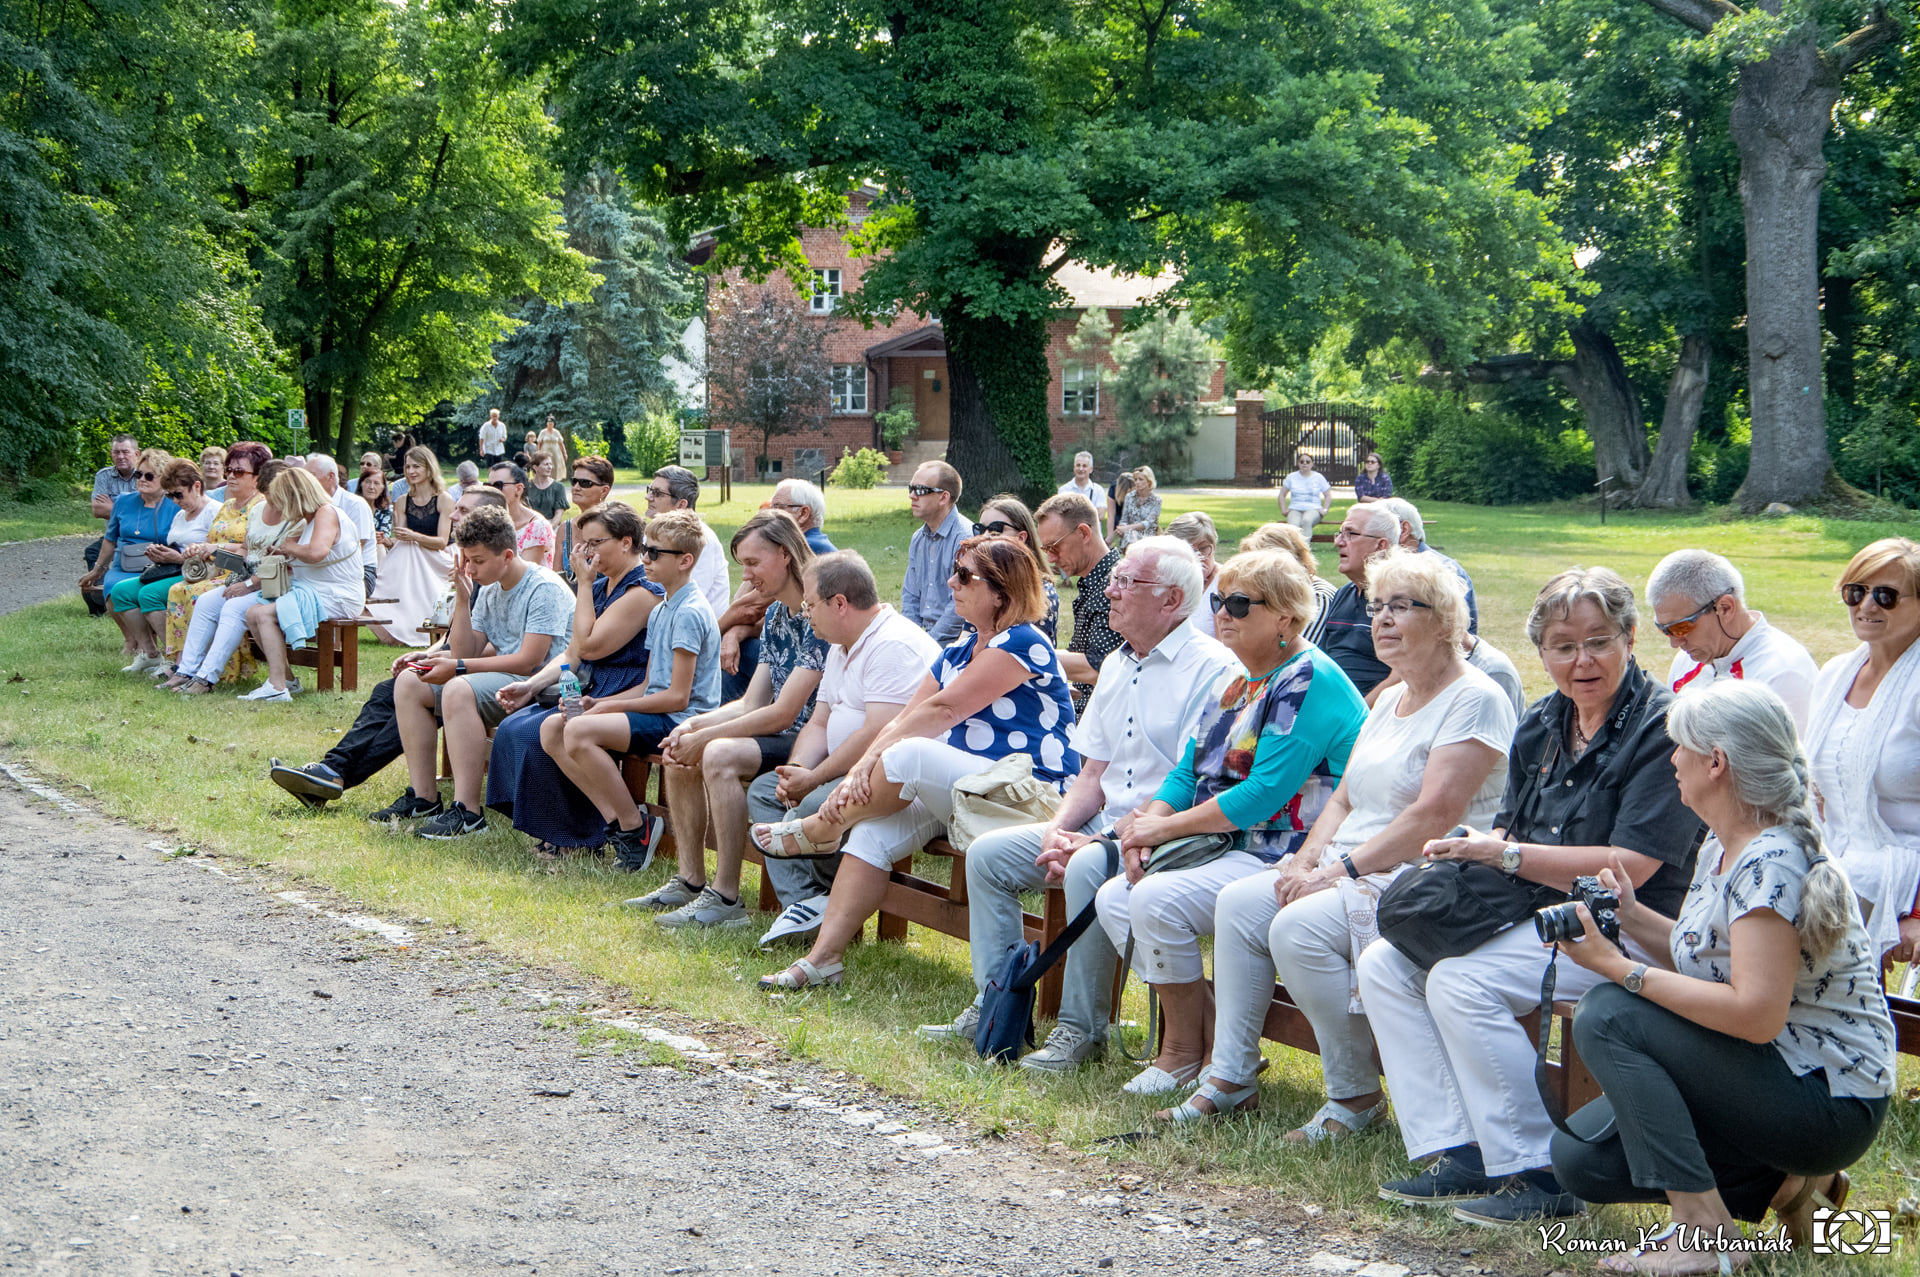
810,269,842,314
1062,362,1099,415
831,364,868,414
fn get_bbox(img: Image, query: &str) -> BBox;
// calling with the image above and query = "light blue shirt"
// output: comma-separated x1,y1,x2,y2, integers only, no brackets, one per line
901,506,967,643
643,583,723,724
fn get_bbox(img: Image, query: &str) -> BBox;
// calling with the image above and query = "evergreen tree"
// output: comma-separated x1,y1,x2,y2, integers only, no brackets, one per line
1110,313,1212,478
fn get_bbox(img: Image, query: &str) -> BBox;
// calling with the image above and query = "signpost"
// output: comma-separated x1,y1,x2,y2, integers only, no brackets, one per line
678,429,731,503
288,408,307,436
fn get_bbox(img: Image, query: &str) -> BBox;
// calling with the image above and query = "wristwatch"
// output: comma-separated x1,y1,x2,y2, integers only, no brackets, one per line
455,659,468,677
1499,843,1522,875
1341,851,1361,880
1623,963,1648,995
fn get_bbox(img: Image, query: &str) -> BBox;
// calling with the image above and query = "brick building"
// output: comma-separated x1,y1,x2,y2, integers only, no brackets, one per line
695,189,1232,480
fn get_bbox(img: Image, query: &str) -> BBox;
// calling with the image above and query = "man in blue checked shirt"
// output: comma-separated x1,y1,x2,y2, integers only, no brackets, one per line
899,461,967,643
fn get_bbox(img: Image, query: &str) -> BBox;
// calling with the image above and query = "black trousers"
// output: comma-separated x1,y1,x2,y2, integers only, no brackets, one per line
322,676,403,791
1552,982,1888,1221
82,539,107,615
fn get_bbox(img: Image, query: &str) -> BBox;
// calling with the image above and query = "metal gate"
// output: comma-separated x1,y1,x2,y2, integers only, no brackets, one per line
1261,403,1377,484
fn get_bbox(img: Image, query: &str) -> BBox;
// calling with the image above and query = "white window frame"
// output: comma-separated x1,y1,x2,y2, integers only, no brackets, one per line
831,363,869,414
810,268,842,314
1061,362,1099,416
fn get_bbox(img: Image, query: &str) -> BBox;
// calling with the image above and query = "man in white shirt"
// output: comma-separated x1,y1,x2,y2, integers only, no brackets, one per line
306,453,379,596
647,464,731,615
1057,451,1103,534
1280,451,1332,533
1377,496,1477,634
1647,548,1819,729
746,552,943,943
920,537,1239,1071
478,408,507,462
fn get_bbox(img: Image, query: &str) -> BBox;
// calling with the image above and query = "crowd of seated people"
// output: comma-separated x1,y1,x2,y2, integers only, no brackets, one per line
76,435,1918,1251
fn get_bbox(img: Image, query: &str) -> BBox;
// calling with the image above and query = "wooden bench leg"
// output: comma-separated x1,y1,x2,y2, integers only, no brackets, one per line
337,621,358,692
1036,887,1068,1020
314,622,337,693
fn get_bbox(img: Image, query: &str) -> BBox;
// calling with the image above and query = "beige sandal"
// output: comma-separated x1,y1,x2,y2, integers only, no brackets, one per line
757,957,844,991
751,818,835,860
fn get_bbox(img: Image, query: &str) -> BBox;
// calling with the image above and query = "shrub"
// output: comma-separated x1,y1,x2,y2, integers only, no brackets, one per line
1373,387,1593,505
624,411,681,476
875,404,917,452
829,446,889,489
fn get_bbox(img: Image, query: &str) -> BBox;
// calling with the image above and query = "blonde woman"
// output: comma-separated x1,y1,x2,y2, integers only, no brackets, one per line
171,458,300,694
1115,465,1161,547
1241,521,1338,645
236,467,363,702
369,446,456,647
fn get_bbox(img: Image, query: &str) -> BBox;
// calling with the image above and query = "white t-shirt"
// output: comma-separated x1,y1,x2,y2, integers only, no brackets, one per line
817,606,944,753
692,521,731,617
167,501,219,548
331,487,377,571
1283,470,1331,513
1057,477,1099,503
1465,635,1527,717
1326,666,1517,857
1665,613,1820,731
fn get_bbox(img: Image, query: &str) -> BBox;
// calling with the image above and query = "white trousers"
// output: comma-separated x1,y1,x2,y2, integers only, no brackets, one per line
179,588,265,682
1212,871,1382,1098
1094,850,1267,984
1286,509,1319,533
839,737,976,871
1355,926,1614,1177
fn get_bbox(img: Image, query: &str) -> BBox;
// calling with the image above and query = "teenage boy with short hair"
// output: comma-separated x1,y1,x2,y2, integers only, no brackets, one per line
376,505,574,838
551,510,723,871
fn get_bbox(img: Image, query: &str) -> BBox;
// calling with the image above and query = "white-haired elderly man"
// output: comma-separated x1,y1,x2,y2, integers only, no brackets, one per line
306,453,379,596
1647,547,1819,729
1377,497,1477,635
1319,503,1400,698
919,536,1238,1071
769,478,835,555
1057,452,1102,530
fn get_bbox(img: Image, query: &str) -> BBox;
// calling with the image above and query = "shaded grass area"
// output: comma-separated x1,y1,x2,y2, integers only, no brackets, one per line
0,492,96,541
4,491,1918,1272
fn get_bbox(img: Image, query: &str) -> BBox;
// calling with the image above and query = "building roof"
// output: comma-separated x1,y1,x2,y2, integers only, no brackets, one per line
864,324,947,359
1054,258,1179,310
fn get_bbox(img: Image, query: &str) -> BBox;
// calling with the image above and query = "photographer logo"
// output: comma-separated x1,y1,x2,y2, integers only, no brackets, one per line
1810,1208,1893,1255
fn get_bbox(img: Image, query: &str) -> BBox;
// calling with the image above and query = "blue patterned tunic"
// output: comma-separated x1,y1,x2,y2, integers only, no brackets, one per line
758,599,829,727
934,623,1080,784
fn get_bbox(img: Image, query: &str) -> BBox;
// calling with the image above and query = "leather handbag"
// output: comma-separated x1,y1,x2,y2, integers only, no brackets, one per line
1375,858,1562,970
138,560,182,586
119,542,156,573
256,554,292,600
181,556,214,583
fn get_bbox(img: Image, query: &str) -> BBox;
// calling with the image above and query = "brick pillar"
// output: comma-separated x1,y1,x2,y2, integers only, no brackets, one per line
1235,393,1265,482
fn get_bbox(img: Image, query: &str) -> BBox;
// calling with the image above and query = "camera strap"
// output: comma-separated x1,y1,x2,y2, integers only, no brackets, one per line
1535,943,1617,1144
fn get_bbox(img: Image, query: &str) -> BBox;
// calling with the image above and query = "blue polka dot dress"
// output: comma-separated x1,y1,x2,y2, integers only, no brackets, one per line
934,623,1080,784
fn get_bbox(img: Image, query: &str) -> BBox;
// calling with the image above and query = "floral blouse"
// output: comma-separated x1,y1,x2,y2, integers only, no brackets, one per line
1118,491,1161,547
759,600,829,729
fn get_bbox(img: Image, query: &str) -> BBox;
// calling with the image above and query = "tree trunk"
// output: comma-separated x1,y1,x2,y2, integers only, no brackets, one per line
942,307,1054,503
1632,334,1711,509
1558,321,1648,498
1728,38,1839,510
334,380,361,467
304,384,331,455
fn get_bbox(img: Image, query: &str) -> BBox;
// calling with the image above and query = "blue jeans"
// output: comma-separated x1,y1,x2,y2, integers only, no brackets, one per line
621,711,679,756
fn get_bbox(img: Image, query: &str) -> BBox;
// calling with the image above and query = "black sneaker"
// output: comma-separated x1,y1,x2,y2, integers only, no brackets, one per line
609,812,665,873
368,788,443,824
1451,1175,1585,1226
417,801,487,840
270,758,344,809
1379,1151,1498,1207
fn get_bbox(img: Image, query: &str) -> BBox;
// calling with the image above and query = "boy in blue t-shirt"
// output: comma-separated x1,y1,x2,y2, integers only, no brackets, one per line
551,509,721,870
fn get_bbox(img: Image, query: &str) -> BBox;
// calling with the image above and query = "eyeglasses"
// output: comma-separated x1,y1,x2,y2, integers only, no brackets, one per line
1842,583,1906,609
907,484,946,498
952,563,983,587
1039,530,1073,555
164,489,189,501
1540,633,1627,664
571,476,601,488
579,536,613,552
770,501,805,512
1209,592,1267,620
972,520,1014,537
1655,595,1726,638
1110,572,1168,593
1332,528,1378,543
646,486,673,500
136,470,161,482
641,545,677,561
1366,597,1433,621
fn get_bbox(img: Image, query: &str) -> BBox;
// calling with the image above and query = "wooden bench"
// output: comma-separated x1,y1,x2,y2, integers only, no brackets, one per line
247,615,387,692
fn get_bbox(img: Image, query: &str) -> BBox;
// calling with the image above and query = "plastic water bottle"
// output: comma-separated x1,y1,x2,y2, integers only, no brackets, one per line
558,663,583,720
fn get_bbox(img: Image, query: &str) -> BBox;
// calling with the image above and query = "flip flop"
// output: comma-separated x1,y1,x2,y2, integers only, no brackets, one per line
1596,1222,1742,1275
750,818,836,860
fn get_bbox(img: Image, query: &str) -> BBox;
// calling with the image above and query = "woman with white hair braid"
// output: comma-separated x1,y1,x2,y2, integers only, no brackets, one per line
1552,680,1893,1271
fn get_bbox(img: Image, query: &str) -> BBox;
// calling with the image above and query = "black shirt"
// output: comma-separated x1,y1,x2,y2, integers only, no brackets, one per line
1318,581,1389,695
1069,546,1125,707
1494,662,1705,916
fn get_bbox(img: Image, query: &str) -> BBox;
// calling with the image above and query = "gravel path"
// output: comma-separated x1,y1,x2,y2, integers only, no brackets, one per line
0,533,94,613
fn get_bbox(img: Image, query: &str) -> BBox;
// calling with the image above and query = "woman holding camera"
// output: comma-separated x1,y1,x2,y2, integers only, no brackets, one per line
1551,681,1893,1271
1356,567,1705,1226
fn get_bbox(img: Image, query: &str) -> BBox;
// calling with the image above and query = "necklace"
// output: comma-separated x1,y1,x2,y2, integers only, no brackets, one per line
1571,716,1594,758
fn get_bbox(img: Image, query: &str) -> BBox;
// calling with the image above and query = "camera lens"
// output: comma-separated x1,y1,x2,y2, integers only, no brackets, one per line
1534,902,1582,944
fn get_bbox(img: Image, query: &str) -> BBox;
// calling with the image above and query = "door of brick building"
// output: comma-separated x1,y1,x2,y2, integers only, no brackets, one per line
913,364,951,441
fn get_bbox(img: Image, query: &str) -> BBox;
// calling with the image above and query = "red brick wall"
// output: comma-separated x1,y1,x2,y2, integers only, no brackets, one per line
1236,393,1266,480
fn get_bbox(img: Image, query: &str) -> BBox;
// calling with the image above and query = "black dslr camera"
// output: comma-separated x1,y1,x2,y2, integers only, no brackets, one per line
1534,875,1621,948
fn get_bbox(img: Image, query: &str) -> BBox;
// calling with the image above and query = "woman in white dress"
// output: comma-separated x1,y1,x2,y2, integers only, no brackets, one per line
238,468,364,702
368,446,456,647
1806,536,1920,966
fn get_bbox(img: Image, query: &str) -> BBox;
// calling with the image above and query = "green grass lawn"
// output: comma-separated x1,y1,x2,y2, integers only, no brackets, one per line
0,491,96,541
1,486,1916,1272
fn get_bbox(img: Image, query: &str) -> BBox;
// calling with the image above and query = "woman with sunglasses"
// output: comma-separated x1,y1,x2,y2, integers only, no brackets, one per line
1806,537,1920,966
81,448,180,666
105,458,217,674
749,536,1078,990
1353,452,1393,503
367,446,456,648
1175,550,1512,1127
552,456,616,586
161,443,270,687
1092,549,1366,1096
975,494,1058,643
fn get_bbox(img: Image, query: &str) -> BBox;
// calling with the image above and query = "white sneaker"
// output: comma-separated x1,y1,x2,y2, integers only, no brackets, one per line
1019,1024,1106,1072
236,682,293,702
916,1004,980,1043
758,894,830,946
656,885,749,931
148,663,175,679
122,653,167,673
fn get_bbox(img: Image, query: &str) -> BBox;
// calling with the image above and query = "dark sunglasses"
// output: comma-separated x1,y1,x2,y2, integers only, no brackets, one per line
907,484,946,498
1209,592,1267,620
571,476,601,487
224,467,253,477
972,520,1014,537
164,489,190,501
1843,583,1907,609
640,545,678,561
136,470,161,482
952,563,983,587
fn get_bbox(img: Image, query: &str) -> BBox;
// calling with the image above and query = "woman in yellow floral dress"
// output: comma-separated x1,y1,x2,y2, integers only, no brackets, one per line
162,443,269,683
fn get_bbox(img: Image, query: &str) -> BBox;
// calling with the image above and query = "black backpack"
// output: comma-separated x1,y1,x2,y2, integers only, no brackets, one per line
974,837,1120,1063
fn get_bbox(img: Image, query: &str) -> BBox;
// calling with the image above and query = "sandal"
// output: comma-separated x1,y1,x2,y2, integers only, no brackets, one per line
1284,1098,1386,1144
751,818,836,860
1121,1059,1204,1096
1157,1079,1260,1123
1596,1222,1743,1275
1775,1169,1848,1253
175,678,212,695
757,957,844,991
